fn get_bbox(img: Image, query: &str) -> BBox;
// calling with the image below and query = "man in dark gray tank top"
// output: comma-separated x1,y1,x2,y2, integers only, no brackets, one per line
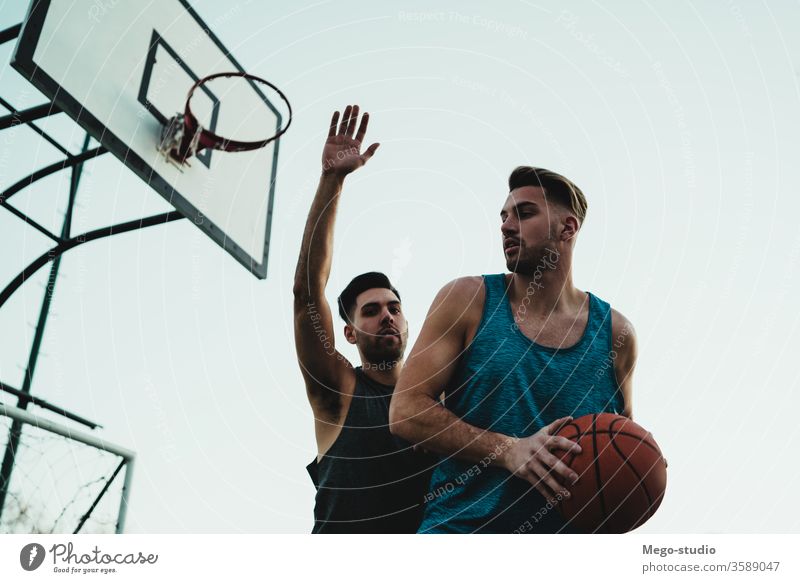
390,167,638,533
293,105,433,533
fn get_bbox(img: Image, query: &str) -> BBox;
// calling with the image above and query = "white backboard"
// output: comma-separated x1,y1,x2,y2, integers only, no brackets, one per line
12,0,284,278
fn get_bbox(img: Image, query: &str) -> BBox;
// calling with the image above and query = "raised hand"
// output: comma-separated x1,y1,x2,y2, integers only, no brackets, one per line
321,104,380,176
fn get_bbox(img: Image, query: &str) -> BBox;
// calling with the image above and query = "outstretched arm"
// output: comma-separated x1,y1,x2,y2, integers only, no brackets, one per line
390,277,582,502
293,105,380,412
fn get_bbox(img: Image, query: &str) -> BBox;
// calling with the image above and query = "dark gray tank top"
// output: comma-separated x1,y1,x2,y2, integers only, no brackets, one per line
306,367,434,533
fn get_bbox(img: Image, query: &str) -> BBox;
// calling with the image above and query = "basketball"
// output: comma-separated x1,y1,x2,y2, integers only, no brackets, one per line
554,413,667,533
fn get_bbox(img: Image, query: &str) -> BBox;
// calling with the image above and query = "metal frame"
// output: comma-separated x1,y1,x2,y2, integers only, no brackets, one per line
138,29,220,169
0,21,181,532
0,403,135,534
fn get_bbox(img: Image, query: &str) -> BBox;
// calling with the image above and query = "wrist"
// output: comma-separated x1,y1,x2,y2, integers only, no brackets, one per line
320,165,348,180
496,435,520,472
318,169,346,190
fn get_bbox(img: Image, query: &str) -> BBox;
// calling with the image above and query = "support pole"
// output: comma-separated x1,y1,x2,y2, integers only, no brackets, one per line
116,458,134,533
0,134,90,521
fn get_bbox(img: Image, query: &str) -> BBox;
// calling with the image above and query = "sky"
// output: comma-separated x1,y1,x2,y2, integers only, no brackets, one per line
0,0,799,533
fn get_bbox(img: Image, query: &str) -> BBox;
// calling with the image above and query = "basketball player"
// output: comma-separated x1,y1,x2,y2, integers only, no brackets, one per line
389,167,637,533
293,105,432,533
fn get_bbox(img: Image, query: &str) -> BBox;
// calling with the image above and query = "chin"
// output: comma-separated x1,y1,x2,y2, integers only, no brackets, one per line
378,347,404,362
506,259,527,273
362,343,404,365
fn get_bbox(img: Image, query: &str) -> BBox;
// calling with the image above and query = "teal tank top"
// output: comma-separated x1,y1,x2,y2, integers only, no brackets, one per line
418,274,624,533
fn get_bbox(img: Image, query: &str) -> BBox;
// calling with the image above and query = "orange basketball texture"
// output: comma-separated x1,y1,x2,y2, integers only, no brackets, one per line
554,413,667,533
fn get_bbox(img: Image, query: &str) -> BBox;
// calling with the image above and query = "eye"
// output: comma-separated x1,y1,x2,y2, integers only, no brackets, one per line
390,306,401,314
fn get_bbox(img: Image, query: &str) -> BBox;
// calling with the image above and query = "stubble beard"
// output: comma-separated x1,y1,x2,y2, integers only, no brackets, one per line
358,330,407,367
508,228,559,275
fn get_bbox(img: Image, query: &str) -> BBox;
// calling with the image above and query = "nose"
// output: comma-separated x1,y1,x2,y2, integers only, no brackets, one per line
381,309,395,326
501,216,518,239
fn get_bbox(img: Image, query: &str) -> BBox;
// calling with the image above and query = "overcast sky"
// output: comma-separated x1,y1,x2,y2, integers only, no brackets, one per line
1,0,799,533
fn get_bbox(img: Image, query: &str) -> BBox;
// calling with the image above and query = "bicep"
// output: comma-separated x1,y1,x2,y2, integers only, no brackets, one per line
611,310,637,419
293,296,352,395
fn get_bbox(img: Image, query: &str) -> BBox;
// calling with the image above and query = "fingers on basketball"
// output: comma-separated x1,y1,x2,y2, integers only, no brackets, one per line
546,416,573,435
528,459,564,500
549,435,581,454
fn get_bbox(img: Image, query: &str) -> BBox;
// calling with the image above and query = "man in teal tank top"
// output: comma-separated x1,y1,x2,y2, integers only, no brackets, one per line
390,166,638,533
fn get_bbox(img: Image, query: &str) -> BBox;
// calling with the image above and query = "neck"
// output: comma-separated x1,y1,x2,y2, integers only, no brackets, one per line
360,358,403,386
508,251,583,317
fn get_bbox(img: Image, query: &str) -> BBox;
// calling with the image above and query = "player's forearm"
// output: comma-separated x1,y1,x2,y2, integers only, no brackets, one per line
390,393,517,468
292,172,346,299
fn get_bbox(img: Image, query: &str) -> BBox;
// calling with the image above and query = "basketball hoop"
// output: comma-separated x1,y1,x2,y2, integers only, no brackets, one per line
157,72,292,166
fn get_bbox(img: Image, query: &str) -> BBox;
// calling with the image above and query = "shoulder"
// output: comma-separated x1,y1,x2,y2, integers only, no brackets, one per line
424,276,488,345
610,308,636,340
430,276,485,316
438,275,485,296
436,275,483,301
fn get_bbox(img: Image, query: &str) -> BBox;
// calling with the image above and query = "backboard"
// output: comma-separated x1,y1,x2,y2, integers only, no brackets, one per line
11,0,284,278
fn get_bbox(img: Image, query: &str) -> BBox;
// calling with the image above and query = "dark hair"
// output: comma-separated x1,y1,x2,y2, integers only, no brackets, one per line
508,166,588,224
337,272,401,322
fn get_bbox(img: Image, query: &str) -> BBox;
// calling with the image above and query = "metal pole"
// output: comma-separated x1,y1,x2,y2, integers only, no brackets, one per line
0,134,90,521
1,145,106,204
0,210,183,312
0,102,62,130
0,404,134,459
116,458,134,533
0,382,101,429
74,459,125,534
0,23,21,46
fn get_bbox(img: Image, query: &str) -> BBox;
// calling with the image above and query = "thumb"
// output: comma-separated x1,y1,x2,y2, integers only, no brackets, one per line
362,142,380,162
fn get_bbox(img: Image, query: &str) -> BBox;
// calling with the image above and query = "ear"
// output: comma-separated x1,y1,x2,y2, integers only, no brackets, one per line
343,324,357,345
561,215,579,242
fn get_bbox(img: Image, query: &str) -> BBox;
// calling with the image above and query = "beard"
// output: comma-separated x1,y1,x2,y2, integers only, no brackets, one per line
357,329,407,366
506,230,560,275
